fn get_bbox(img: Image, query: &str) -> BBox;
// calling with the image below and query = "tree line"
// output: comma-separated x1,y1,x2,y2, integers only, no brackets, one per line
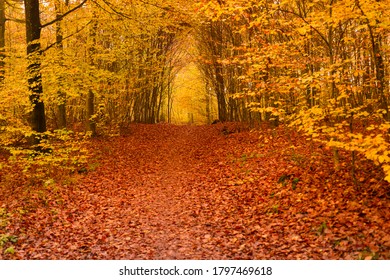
0,0,190,144
195,0,390,182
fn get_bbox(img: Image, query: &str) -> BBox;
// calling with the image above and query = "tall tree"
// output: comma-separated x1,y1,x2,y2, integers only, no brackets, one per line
24,0,46,142
86,16,97,136
0,0,5,83
55,0,68,129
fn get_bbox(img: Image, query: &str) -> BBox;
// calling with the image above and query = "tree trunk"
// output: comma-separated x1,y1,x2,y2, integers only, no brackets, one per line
215,63,227,121
25,0,46,142
371,34,388,120
55,0,67,129
86,18,97,136
356,0,389,120
0,0,5,84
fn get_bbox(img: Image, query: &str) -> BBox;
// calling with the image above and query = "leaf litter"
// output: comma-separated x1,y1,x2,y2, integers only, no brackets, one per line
0,123,389,259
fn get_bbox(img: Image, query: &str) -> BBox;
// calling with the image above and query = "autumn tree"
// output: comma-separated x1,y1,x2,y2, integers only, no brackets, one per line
24,0,46,141
197,0,390,181
54,0,69,129
0,0,5,83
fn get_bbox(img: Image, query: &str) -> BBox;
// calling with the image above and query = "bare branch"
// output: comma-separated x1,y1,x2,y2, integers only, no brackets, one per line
41,0,87,29
277,7,330,50
92,0,134,20
5,17,25,24
41,20,92,52
5,0,24,9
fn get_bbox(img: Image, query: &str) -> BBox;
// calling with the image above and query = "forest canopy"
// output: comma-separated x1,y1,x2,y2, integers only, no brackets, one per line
0,0,389,261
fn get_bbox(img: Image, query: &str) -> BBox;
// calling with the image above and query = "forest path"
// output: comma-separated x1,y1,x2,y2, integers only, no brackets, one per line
6,124,390,260
20,124,240,259
97,124,229,259
76,124,248,259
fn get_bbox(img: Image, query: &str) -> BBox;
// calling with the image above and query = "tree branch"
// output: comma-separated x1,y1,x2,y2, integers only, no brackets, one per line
93,0,134,20
41,0,87,29
5,0,24,9
277,7,330,51
41,20,92,52
5,17,25,24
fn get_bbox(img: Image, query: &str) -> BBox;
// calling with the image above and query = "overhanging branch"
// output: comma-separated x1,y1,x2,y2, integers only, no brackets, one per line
41,20,92,52
41,0,87,29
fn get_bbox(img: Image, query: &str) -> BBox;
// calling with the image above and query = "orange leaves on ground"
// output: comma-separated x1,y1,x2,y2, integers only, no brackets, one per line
0,123,389,259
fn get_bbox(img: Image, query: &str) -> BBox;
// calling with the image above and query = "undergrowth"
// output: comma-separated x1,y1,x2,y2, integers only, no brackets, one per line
1,129,90,185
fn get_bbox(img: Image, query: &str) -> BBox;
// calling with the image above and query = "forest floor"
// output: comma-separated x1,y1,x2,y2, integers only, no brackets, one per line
1,123,389,259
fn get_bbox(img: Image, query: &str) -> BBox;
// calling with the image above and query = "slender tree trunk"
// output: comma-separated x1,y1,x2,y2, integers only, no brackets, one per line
25,0,46,142
215,63,227,121
205,82,211,124
86,17,97,136
356,0,389,120
167,81,172,123
0,0,5,84
371,33,388,120
55,0,67,129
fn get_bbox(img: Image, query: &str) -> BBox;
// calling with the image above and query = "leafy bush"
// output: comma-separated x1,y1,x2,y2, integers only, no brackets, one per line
2,129,90,186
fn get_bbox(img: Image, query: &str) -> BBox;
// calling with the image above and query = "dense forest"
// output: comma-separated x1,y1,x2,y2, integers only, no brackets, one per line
0,0,389,259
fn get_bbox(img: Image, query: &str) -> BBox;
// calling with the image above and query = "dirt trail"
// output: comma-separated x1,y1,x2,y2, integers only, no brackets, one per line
86,124,238,259
16,125,233,259
114,125,226,259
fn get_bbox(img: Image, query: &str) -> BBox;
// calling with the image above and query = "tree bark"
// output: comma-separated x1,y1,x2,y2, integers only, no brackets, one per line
25,0,46,141
86,17,97,136
55,0,67,129
0,0,5,84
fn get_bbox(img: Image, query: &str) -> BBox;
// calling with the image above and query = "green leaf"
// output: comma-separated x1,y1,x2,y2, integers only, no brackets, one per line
4,246,15,254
